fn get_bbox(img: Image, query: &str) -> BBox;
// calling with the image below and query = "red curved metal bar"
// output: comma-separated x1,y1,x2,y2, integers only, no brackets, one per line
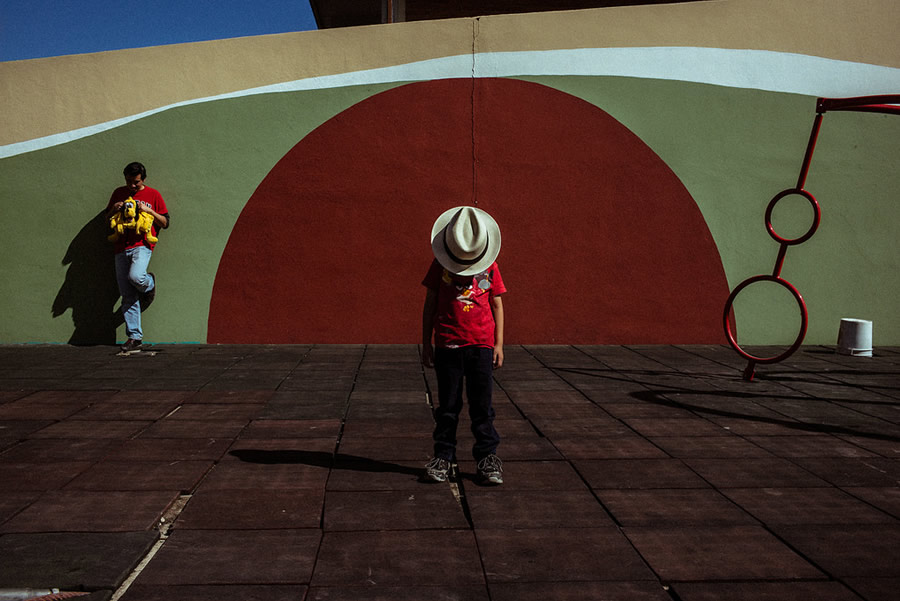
765,188,821,246
724,93,898,381
723,275,809,380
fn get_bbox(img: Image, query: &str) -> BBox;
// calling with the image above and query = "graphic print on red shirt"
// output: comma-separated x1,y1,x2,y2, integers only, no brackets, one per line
423,259,506,348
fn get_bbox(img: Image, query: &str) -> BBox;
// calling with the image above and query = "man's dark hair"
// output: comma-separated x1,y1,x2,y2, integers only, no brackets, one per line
123,162,147,179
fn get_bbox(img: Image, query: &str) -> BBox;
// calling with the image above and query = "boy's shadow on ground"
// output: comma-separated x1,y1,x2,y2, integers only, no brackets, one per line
231,449,425,477
52,212,123,345
231,449,496,486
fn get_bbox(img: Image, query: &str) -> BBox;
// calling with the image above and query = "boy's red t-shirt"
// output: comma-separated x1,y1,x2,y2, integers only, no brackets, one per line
423,259,506,349
106,185,168,252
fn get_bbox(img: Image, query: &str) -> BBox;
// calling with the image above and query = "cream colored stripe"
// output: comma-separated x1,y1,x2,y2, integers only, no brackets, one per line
2,0,897,146
3,48,898,159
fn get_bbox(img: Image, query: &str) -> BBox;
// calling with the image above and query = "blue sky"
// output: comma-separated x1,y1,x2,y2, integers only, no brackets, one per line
1,0,318,62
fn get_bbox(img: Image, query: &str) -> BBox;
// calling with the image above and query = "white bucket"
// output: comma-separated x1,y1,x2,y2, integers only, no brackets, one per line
836,318,873,356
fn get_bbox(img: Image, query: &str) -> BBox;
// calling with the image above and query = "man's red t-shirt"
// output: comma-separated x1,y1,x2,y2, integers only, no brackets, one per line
423,259,506,349
106,185,168,253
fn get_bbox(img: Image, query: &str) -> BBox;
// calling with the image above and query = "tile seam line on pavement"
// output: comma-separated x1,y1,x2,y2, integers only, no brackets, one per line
514,346,681,584
626,345,848,458
629,380,856,496
310,343,367,578
270,344,315,394
525,344,668,469
609,345,899,449
838,486,900,520
108,493,190,601
778,379,900,421
525,344,685,462
103,345,320,596
735,498,849,585
525,344,862,576
674,344,743,376
761,350,900,399
421,340,507,591
449,466,493,595
626,344,759,389
730,347,900,401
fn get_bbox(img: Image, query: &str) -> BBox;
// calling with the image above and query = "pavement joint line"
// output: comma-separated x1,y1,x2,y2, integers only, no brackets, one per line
448,463,476,530
109,493,191,601
454,465,496,599
309,344,366,567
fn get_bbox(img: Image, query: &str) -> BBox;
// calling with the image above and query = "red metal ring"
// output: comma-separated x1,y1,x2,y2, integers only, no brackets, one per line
723,274,809,364
764,188,820,245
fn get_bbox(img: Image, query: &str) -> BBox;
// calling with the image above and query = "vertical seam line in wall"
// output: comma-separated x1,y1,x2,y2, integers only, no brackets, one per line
471,17,478,205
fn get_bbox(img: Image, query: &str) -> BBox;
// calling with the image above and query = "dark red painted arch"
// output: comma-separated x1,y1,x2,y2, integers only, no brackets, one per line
208,78,729,344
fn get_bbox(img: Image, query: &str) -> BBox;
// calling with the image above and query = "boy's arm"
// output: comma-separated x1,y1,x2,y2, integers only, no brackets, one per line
422,288,437,367
491,295,505,368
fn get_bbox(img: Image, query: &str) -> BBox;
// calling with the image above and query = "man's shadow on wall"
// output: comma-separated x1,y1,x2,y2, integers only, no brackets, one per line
52,211,123,345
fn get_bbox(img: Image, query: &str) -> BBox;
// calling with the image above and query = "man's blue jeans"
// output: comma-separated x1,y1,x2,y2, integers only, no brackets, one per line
433,346,500,462
115,245,154,341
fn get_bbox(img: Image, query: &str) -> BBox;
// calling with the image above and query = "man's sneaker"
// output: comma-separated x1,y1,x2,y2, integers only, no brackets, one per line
425,457,451,482
141,272,156,310
120,338,143,354
477,454,503,485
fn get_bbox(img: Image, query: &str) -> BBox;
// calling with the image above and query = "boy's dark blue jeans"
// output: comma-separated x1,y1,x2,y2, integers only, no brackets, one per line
432,346,500,462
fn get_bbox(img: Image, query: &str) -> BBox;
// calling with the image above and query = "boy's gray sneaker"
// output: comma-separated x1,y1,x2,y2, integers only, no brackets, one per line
425,457,451,482
477,454,503,485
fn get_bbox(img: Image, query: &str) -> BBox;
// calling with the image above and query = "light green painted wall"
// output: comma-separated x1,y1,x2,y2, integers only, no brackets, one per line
527,76,900,347
2,76,897,345
0,83,403,343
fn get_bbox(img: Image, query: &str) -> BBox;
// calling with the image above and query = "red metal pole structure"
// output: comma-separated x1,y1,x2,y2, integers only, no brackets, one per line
724,94,900,381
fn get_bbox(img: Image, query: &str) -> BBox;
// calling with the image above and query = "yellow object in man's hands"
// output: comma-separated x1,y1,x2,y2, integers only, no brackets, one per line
108,197,156,243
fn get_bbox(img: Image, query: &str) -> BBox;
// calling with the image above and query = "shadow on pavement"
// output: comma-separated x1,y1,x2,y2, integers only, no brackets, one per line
230,449,424,476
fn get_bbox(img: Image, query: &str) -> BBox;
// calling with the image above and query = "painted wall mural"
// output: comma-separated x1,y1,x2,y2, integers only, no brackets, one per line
1,0,898,345
208,78,729,343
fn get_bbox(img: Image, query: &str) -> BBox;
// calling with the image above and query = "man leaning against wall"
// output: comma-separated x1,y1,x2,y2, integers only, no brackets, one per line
105,161,169,353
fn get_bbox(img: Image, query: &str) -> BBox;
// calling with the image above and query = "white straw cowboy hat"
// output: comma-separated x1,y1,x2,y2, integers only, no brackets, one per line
431,206,501,276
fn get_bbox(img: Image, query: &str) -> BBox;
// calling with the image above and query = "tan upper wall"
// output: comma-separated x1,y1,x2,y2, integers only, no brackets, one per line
475,0,899,64
0,19,474,146
2,0,898,146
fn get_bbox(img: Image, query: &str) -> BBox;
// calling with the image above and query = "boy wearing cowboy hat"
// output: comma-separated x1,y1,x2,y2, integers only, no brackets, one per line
422,206,506,485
